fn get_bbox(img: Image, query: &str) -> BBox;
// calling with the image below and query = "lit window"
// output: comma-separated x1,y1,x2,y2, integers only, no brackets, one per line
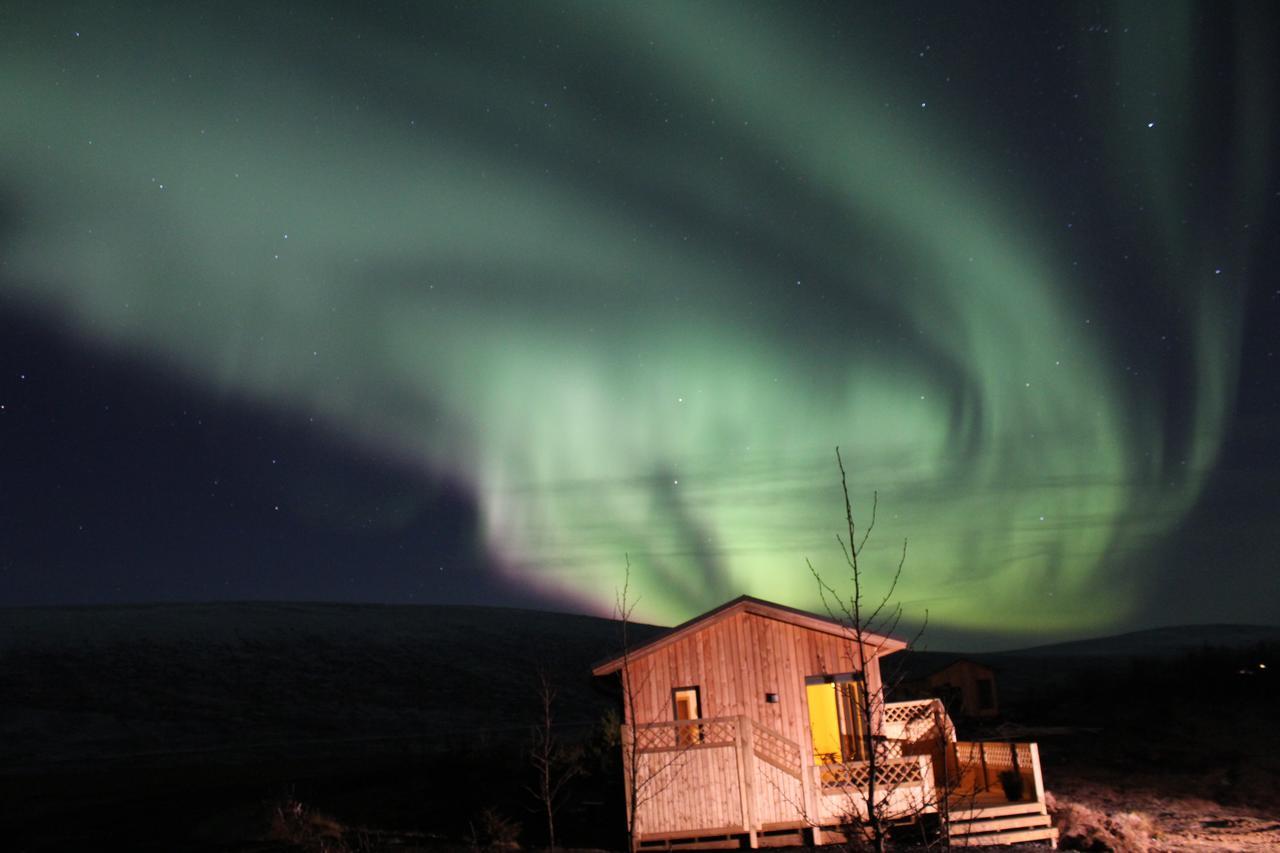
672,686,702,745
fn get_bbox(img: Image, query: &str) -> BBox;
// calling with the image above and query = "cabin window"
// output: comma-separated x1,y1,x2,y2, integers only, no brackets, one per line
672,686,702,745
976,678,995,711
805,674,867,764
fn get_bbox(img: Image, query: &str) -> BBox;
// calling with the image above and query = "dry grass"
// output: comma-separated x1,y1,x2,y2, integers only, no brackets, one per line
268,795,358,852
1047,783,1280,852
1047,791,1154,852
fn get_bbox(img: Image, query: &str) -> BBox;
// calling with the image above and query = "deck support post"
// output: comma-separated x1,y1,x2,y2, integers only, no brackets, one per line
1030,743,1046,806
734,715,759,848
801,760,817,831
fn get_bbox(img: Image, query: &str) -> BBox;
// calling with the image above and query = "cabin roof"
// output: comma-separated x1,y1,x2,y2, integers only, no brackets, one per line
591,594,907,676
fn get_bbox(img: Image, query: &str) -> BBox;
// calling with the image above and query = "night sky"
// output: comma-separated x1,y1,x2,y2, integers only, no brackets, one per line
2,2,1277,648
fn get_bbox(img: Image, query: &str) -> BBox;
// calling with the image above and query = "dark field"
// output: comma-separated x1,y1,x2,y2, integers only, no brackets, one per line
0,603,661,851
2,605,1277,851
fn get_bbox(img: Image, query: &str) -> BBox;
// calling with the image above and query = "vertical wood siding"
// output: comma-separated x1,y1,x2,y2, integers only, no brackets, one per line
622,609,891,840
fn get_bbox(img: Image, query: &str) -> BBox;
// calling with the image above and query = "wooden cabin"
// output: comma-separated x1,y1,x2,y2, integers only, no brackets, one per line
593,596,1057,849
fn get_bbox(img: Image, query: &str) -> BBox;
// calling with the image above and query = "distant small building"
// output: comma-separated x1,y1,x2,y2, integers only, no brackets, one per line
925,659,999,719
894,658,1000,720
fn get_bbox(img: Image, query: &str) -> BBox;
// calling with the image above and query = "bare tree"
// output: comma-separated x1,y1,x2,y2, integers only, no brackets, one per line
526,667,580,851
613,557,644,851
613,556,699,852
807,447,928,852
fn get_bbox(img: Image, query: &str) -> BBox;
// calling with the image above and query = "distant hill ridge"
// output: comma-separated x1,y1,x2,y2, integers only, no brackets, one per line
2,602,1276,768
2,601,1274,657
992,623,1280,658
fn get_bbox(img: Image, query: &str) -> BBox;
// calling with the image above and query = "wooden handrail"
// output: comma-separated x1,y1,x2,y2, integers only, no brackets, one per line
751,720,803,753
884,699,938,710
746,716,804,780
631,716,739,730
950,741,1046,804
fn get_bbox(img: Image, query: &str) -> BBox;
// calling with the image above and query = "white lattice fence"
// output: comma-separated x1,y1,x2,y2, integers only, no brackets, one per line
633,717,737,752
752,722,802,777
812,756,937,823
818,756,925,791
883,699,955,745
951,741,1036,798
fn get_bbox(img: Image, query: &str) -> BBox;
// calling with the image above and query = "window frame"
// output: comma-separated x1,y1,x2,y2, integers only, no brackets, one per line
671,685,703,745
804,672,869,763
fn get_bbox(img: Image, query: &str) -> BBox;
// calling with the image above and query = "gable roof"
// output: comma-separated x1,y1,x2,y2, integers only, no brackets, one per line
591,594,907,676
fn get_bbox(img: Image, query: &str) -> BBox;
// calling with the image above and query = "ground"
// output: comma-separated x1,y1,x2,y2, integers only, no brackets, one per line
1048,776,1280,851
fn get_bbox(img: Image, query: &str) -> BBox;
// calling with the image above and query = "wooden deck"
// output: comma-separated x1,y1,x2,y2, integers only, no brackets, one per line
626,703,1057,850
938,742,1056,848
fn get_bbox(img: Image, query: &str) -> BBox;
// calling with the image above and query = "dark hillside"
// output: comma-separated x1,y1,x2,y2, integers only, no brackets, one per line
0,602,660,850
995,624,1280,658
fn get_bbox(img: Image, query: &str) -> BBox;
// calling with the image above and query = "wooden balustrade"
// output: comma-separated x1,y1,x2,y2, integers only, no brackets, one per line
632,716,738,752
882,698,956,744
950,741,1046,805
622,715,1046,848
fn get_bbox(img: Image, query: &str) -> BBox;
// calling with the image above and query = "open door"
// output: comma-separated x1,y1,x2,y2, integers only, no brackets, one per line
805,674,867,764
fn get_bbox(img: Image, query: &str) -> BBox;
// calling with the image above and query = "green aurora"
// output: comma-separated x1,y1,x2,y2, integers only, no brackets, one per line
1,3,1273,639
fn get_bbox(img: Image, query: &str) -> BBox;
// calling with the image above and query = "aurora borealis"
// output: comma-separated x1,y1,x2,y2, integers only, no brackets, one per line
2,3,1277,646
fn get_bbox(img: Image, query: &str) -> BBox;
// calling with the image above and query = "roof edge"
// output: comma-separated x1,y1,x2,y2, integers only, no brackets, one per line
591,594,907,676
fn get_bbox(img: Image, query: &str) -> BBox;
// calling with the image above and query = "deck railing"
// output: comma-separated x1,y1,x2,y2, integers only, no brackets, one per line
623,715,810,839
950,740,1046,805
632,716,738,752
751,718,803,779
882,698,956,745
621,712,1045,846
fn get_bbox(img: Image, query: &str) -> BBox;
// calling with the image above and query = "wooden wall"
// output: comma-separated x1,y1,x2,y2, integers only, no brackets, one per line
633,745,744,836
621,609,887,771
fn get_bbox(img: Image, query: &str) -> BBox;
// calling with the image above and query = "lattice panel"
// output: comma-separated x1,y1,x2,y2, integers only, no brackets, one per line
633,718,736,753
819,757,923,791
954,741,1031,772
753,725,801,772
699,718,737,746
634,725,675,751
883,699,956,745
883,700,936,725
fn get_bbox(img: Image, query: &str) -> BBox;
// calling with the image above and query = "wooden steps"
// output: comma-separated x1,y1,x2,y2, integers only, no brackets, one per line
948,799,1059,848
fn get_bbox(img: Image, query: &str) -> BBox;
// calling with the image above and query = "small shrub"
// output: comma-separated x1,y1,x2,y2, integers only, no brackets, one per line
268,795,350,852
469,806,521,851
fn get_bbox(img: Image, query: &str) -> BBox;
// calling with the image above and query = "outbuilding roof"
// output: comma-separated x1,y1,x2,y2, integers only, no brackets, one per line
591,594,906,676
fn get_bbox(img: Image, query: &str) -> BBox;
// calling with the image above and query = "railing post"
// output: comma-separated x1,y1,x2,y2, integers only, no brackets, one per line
735,716,758,847
801,757,818,836
1030,742,1047,806
918,754,936,814
978,741,989,792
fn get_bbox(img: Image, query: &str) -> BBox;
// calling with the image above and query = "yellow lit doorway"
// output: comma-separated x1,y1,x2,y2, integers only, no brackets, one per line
805,675,867,765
